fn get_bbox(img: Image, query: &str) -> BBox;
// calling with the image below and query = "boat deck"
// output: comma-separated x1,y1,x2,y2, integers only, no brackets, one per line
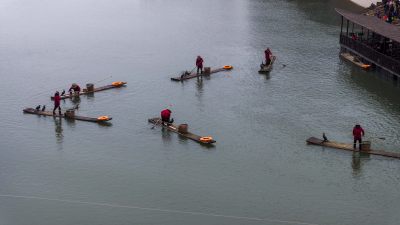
306,137,400,159
148,117,216,144
23,108,112,123
171,67,232,81
258,56,276,73
51,82,127,100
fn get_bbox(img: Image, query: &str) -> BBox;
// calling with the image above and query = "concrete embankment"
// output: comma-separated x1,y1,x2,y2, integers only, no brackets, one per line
350,0,379,8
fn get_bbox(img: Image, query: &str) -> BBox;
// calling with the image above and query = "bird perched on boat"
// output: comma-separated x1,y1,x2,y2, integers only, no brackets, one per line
35,105,41,111
41,105,46,111
61,90,65,96
322,133,329,142
180,71,191,79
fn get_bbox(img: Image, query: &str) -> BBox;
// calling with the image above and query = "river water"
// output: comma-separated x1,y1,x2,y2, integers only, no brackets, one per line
1,0,399,225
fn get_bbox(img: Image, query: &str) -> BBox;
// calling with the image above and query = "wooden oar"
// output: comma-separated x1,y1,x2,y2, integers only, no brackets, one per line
369,137,386,140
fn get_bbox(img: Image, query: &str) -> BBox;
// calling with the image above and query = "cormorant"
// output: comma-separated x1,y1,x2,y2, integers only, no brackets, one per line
322,133,328,142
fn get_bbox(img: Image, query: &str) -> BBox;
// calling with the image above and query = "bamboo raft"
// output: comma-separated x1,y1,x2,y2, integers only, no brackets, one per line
340,52,371,70
306,137,400,159
23,108,112,123
51,81,127,100
258,56,276,73
148,117,216,144
170,66,233,81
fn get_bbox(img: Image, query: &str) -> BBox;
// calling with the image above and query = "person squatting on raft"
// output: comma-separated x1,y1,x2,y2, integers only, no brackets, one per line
53,91,62,115
353,124,365,150
196,56,204,74
161,109,174,125
264,48,273,65
69,83,81,96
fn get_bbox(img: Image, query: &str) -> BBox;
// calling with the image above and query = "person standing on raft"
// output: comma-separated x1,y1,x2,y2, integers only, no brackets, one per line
353,124,365,150
264,48,273,65
69,83,81,96
53,91,62,115
196,56,204,74
161,109,174,125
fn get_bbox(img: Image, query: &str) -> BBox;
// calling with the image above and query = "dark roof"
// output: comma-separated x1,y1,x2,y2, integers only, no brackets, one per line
336,8,400,43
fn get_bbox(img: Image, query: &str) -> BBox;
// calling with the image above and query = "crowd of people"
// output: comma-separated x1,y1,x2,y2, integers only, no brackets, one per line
373,0,400,24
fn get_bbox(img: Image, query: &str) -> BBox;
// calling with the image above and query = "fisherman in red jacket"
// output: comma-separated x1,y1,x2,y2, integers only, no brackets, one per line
353,124,365,150
69,83,81,96
53,91,62,115
161,109,174,125
196,56,204,74
264,48,272,65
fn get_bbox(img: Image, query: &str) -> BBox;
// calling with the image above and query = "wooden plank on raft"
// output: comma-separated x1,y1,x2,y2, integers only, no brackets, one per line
306,137,400,159
148,117,216,144
23,108,112,123
50,82,127,100
258,56,276,73
170,66,232,81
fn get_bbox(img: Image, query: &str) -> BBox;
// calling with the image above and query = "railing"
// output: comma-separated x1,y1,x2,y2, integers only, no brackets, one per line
340,35,400,76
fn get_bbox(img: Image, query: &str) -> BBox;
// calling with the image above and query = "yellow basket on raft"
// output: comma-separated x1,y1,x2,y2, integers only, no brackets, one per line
112,81,125,87
223,65,233,70
199,136,213,143
97,116,109,121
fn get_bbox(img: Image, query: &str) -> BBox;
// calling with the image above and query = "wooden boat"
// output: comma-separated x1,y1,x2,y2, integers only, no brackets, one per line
23,108,112,123
306,137,400,159
51,81,127,100
258,56,276,73
340,52,371,70
148,117,216,144
170,66,233,81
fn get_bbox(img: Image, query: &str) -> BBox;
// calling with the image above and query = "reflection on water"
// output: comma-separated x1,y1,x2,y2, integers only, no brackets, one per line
351,151,372,177
86,92,95,98
351,152,361,176
97,121,113,127
53,117,63,148
70,96,81,104
339,63,400,115
195,77,203,101
161,127,172,144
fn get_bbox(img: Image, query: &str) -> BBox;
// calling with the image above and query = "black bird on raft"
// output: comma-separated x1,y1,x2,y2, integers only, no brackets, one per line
35,105,41,111
322,133,329,142
41,105,46,111
61,90,65,96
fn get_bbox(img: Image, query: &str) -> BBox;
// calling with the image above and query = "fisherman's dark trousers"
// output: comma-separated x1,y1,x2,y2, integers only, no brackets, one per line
197,66,203,74
53,105,61,114
353,137,362,150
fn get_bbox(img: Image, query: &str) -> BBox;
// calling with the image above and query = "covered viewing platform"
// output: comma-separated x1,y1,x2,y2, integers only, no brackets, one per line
336,8,400,80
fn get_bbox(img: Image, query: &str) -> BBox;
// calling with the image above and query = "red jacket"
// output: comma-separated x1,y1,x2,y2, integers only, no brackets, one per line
161,109,171,119
196,57,203,67
353,126,365,139
265,49,272,60
54,95,61,106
